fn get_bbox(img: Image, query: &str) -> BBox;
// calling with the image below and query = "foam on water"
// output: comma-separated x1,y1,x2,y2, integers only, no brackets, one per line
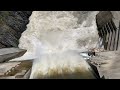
30,50,96,79
11,11,99,79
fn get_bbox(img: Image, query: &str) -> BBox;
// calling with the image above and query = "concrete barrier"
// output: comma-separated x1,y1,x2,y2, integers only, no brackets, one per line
0,48,27,63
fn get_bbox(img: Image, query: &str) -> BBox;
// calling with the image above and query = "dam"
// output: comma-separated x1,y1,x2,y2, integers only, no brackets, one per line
0,11,120,79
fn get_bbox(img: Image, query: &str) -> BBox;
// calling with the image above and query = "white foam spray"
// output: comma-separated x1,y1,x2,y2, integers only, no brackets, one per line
11,11,99,79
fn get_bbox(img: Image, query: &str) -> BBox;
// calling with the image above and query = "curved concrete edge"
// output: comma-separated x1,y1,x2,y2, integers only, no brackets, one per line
0,48,27,63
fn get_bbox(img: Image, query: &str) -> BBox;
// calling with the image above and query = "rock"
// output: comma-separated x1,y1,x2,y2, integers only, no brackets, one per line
96,11,120,29
0,48,27,63
0,61,32,79
90,51,120,79
0,11,32,48
96,11,113,29
96,11,120,51
0,62,21,76
111,11,120,28
23,68,31,79
88,11,120,78
87,61,100,79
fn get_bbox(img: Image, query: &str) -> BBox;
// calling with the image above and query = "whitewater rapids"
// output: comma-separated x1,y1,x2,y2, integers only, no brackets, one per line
11,11,99,79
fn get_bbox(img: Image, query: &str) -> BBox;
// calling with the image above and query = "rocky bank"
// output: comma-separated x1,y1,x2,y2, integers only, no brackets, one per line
0,11,32,48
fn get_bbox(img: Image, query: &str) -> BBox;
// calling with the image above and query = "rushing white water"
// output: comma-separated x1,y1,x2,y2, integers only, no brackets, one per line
11,11,99,79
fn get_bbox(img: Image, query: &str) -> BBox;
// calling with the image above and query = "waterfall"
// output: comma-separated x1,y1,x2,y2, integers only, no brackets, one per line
11,11,99,79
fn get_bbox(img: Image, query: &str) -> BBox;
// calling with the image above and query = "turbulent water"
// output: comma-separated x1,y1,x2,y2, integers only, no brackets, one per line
12,11,99,79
